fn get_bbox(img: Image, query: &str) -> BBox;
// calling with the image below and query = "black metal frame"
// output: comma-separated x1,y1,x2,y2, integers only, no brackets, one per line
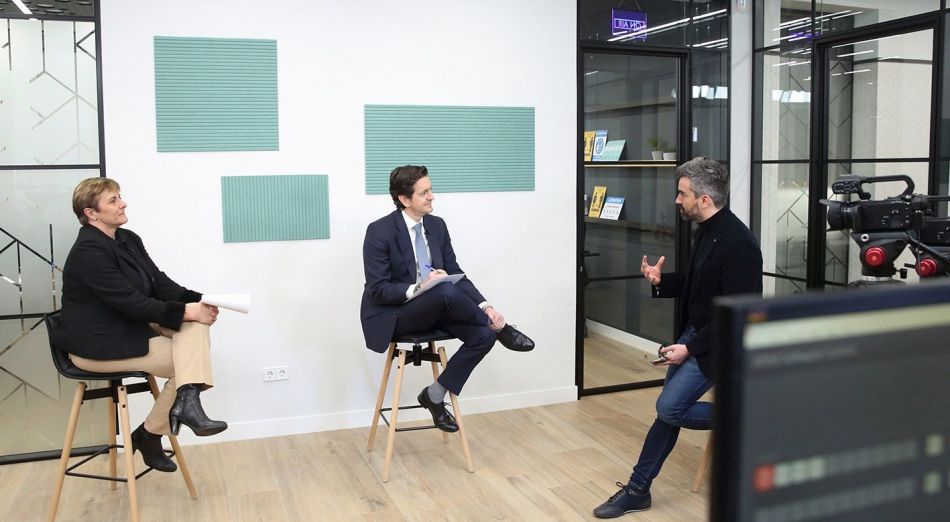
576,1,732,397
751,2,948,292
60,379,168,482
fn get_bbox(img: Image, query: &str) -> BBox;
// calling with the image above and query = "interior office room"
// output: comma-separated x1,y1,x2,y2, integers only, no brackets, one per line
2,0,950,520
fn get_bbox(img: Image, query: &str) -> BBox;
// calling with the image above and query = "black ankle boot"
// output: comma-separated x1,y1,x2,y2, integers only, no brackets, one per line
130,424,177,472
168,384,228,437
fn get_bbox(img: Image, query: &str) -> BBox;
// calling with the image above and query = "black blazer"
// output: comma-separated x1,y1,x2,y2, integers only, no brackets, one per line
654,208,763,378
60,225,202,360
360,210,486,352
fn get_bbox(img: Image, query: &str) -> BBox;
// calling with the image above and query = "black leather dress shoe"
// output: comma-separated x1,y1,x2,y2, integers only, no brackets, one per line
131,424,177,473
169,384,228,437
495,324,535,352
417,387,459,433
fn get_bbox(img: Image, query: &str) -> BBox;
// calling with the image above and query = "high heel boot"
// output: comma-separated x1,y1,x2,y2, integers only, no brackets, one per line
168,384,228,437
130,424,177,472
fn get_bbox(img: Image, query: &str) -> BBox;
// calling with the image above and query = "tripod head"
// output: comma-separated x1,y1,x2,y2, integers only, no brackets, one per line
820,174,950,283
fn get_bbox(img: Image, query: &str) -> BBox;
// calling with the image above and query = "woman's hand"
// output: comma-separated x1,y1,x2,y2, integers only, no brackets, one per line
185,302,219,325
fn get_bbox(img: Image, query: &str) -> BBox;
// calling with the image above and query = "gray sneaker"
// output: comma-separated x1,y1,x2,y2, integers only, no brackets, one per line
592,482,651,518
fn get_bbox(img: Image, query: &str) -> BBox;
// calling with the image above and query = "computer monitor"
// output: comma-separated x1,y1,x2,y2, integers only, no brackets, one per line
711,282,950,522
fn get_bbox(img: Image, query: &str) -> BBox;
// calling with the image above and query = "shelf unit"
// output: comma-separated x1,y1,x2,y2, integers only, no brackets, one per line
585,161,677,168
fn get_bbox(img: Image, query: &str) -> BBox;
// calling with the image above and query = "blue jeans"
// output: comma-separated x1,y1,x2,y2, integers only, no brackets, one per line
628,325,713,491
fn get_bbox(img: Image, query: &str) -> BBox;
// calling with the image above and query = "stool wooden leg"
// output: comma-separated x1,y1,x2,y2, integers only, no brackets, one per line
107,391,118,490
438,347,474,473
428,342,448,444
116,385,140,522
368,343,396,451
48,381,85,522
146,376,197,499
692,433,713,493
382,349,407,482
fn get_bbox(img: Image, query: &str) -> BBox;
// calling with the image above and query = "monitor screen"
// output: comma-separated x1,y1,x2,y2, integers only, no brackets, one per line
711,282,950,522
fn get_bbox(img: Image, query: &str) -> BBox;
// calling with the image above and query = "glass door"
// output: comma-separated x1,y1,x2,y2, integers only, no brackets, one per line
579,50,683,394
818,26,935,288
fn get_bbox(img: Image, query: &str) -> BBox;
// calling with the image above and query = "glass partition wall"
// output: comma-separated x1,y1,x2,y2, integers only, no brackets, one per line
752,1,945,296
577,1,730,395
0,1,106,463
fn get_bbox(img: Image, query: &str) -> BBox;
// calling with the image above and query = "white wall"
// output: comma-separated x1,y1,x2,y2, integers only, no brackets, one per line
99,0,577,444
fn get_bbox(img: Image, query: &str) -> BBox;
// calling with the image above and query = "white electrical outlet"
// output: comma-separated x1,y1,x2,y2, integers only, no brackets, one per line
263,366,289,382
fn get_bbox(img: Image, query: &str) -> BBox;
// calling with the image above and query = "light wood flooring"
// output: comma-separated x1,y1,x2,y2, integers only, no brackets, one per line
583,333,666,389
1,388,710,521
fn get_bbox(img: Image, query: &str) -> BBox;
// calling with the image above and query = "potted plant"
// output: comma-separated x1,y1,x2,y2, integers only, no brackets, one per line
662,144,676,161
647,137,665,161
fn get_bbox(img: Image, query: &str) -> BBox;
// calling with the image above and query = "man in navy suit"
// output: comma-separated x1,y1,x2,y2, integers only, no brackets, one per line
361,165,533,432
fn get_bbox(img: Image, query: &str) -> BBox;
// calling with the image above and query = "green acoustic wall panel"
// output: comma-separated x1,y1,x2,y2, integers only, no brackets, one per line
221,175,329,243
154,36,278,152
364,105,535,194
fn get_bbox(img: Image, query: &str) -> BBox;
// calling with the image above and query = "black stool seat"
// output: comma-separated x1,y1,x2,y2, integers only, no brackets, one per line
45,311,149,381
393,329,454,344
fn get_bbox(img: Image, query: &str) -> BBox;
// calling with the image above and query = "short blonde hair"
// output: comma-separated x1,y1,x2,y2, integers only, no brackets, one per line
72,177,120,225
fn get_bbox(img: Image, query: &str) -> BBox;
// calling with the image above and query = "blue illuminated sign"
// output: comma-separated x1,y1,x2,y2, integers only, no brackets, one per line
611,9,647,40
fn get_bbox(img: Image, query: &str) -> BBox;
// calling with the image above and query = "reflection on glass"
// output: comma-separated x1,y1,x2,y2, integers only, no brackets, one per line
827,29,933,160
823,162,929,287
691,0,728,49
691,50,728,160
0,19,99,166
580,0,689,47
756,47,812,161
817,0,938,37
583,51,680,389
0,169,107,457
585,53,678,161
753,163,809,296
755,0,813,49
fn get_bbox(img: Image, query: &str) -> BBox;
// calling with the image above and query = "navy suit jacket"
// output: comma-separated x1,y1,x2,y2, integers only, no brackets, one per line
360,210,485,352
61,226,202,360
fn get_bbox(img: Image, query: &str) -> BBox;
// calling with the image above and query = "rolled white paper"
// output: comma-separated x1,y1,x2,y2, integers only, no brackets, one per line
201,293,251,314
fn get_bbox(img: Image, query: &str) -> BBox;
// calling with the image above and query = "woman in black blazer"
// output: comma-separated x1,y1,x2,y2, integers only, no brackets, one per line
60,177,226,472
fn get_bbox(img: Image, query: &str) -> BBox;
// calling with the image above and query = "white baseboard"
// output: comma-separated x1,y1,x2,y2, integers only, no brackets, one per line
586,320,661,357
173,385,577,446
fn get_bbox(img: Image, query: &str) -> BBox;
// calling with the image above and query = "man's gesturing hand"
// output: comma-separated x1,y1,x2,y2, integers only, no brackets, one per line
641,255,665,285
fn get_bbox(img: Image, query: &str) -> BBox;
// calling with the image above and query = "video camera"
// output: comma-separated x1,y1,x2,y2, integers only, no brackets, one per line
820,174,950,283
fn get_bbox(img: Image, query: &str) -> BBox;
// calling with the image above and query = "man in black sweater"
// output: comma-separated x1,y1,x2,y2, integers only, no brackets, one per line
594,157,763,518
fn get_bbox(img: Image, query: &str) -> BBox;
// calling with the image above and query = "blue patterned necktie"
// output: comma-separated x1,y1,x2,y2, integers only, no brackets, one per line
413,222,431,282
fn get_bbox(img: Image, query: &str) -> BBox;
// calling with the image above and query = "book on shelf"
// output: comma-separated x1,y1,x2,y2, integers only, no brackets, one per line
583,131,596,161
596,140,625,162
588,185,607,218
599,196,625,220
590,130,608,161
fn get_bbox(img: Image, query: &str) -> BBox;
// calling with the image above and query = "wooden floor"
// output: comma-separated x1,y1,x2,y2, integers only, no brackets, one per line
2,388,710,521
583,333,666,389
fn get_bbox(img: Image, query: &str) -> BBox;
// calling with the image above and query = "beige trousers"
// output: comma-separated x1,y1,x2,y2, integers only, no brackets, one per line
69,321,214,436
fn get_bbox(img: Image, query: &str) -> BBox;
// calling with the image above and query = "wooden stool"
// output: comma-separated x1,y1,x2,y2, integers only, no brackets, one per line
367,329,474,482
691,432,713,492
45,312,197,522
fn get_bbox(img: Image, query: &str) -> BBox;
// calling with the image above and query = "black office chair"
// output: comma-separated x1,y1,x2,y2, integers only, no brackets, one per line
366,329,474,482
45,311,197,522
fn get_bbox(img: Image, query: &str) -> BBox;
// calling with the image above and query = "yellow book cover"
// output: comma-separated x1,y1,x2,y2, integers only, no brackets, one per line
588,186,607,218
583,131,596,161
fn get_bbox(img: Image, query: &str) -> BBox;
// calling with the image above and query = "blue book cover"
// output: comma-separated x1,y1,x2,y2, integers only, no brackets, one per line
591,130,608,161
